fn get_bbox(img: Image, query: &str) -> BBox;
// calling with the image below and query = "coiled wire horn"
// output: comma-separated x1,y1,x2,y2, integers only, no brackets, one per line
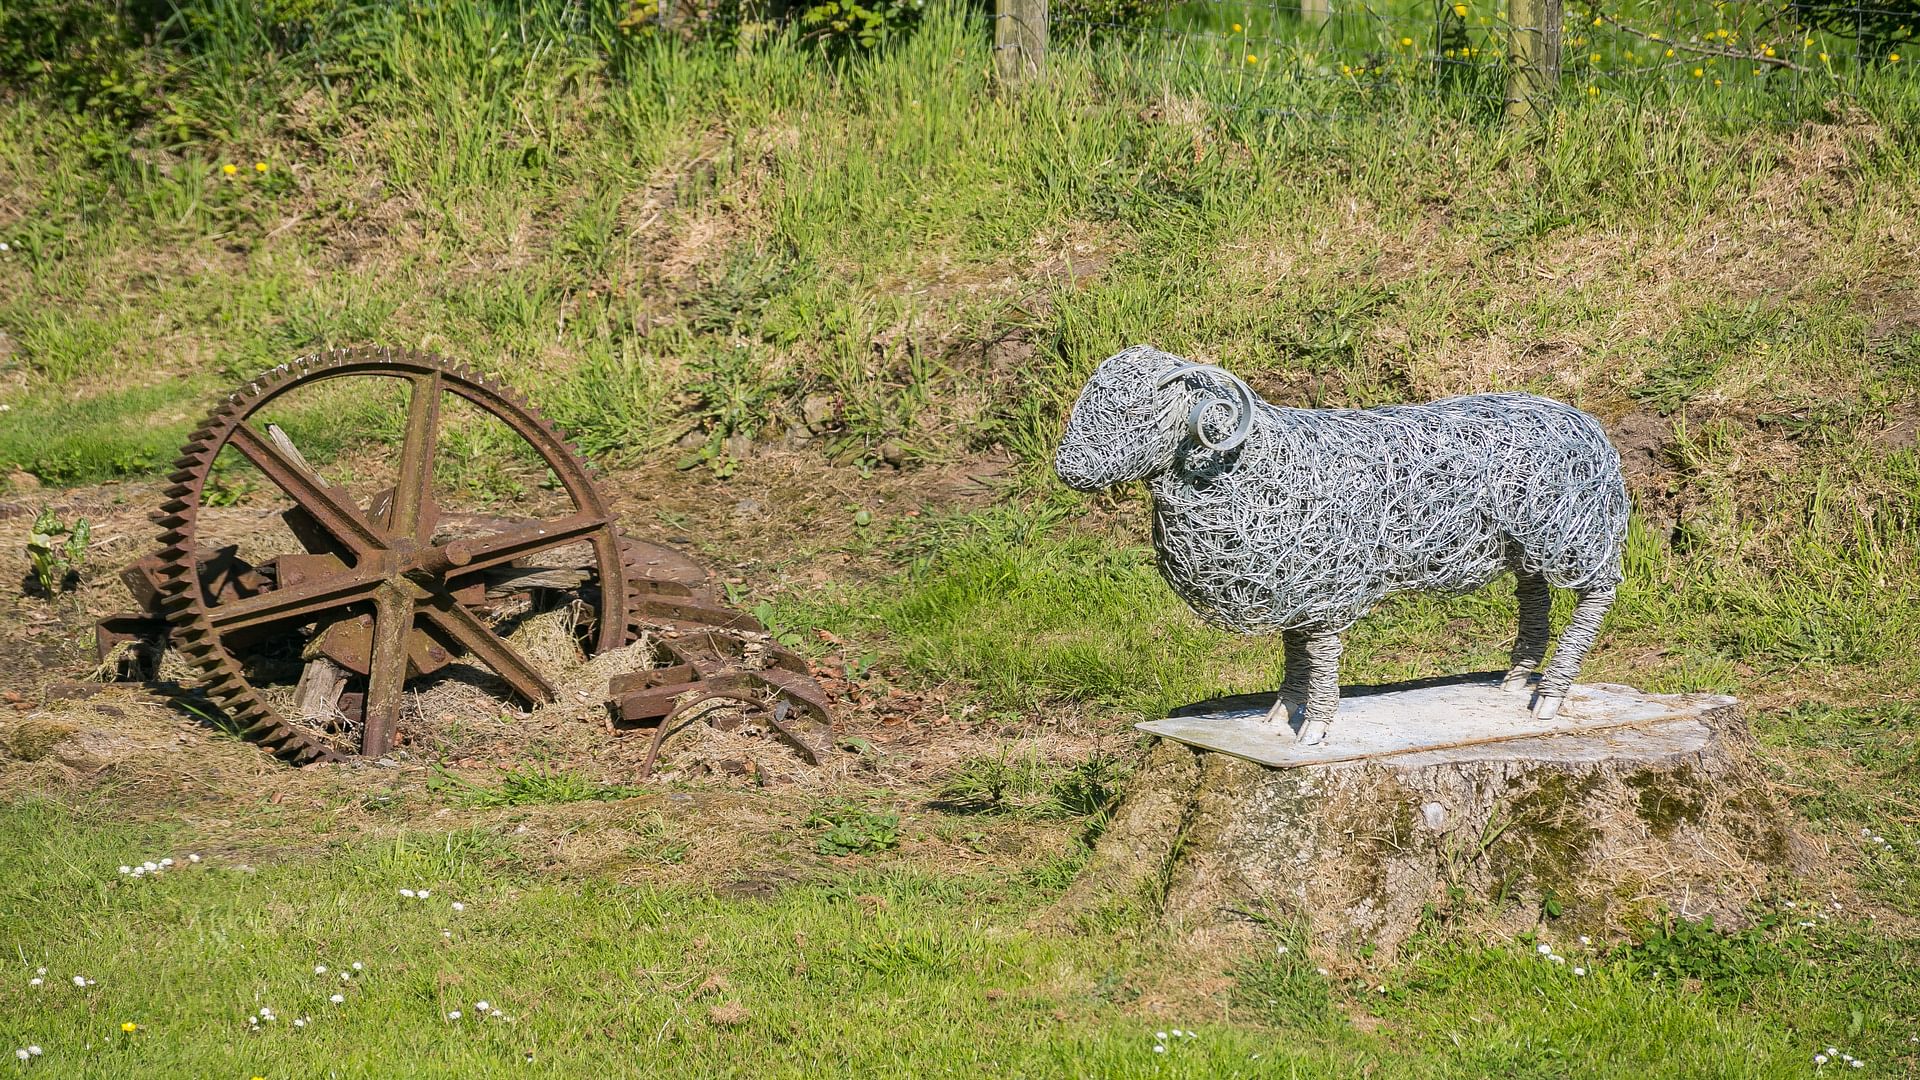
1154,361,1258,453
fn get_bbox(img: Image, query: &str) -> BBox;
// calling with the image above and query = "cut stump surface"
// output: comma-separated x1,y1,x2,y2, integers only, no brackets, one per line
1056,676,1807,956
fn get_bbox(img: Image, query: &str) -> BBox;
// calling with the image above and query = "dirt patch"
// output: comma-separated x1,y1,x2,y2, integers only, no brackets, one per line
1607,409,1673,491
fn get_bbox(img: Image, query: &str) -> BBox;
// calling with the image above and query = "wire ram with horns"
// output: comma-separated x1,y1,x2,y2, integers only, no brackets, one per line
1054,345,1629,745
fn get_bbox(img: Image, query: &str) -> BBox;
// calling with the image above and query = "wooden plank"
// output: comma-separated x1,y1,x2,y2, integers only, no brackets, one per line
1137,678,1733,769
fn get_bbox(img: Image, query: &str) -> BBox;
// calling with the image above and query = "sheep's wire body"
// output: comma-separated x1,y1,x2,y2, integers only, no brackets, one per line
1054,345,1630,738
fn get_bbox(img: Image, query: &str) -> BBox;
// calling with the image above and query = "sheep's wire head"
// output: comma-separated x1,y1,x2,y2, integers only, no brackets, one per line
1054,345,1258,491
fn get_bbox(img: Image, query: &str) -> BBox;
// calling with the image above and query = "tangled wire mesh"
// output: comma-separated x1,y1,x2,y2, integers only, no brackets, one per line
1056,345,1629,734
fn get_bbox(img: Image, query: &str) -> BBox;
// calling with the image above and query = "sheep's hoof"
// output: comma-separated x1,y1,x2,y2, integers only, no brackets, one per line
1530,693,1564,720
1501,671,1533,693
1296,719,1330,746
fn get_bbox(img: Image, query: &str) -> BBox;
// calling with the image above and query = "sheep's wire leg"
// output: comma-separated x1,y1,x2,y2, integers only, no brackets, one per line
1531,586,1614,719
1261,629,1309,728
1296,629,1342,746
1502,571,1551,693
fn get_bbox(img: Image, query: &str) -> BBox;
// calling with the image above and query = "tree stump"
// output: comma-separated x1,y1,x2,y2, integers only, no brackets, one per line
1054,677,1808,955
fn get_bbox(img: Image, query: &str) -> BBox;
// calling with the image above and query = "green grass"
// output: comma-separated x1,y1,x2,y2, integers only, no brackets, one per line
4,797,1917,1078
5,2,1920,1074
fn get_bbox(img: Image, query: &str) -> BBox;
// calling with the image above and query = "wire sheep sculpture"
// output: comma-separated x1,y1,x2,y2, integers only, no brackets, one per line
1055,345,1630,746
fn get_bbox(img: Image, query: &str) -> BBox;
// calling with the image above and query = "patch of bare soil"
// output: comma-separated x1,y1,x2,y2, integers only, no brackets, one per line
0,444,1111,894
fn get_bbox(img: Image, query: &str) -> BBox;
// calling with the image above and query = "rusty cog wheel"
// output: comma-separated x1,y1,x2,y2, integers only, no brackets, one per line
154,347,629,764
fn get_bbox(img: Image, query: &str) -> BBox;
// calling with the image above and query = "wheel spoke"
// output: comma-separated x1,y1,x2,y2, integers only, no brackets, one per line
391,371,441,543
361,582,417,757
208,565,387,633
227,423,388,554
439,513,611,578
419,592,555,706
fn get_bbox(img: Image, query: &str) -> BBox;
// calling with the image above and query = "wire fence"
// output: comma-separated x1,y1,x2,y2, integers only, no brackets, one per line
997,0,1917,118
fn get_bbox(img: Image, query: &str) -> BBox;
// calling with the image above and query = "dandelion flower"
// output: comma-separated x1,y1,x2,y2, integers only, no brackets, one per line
1452,3,1466,14
1692,67,1705,77
120,1023,137,1034
1666,48,1675,57
1231,22,1241,32
1591,53,1601,63
1587,85,1599,95
1764,45,1776,56
1246,54,1257,64
1400,37,1413,46
221,164,238,176
254,162,267,173
1892,53,1902,63
1820,52,1830,62
1714,78,1723,85
1591,16,1601,26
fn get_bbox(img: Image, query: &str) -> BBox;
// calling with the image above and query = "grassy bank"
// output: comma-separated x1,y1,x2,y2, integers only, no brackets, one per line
4,1,1920,1075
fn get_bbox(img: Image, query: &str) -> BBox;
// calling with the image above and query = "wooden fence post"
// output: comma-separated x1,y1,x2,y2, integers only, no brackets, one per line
1505,0,1562,118
995,0,1048,84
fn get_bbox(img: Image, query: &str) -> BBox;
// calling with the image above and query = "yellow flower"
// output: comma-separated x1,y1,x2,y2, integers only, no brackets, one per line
1591,16,1602,26
121,1022,138,1033
1753,67,1762,74
1587,85,1599,95
1452,3,1466,15
254,162,268,173
1805,36,1814,46
1892,53,1902,63
1819,52,1830,62
1665,48,1675,57
1341,63,1352,75
1713,78,1723,86
1231,22,1241,32
1246,53,1257,63
1692,66,1704,77
1763,45,1775,56
221,164,238,176
1400,36,1413,47
1590,53,1601,63
1444,48,1454,58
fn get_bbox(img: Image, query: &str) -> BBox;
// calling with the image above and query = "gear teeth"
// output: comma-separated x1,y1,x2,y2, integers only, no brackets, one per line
151,345,637,768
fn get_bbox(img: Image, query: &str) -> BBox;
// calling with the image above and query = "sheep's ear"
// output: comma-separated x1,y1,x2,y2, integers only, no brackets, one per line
1157,364,1256,454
